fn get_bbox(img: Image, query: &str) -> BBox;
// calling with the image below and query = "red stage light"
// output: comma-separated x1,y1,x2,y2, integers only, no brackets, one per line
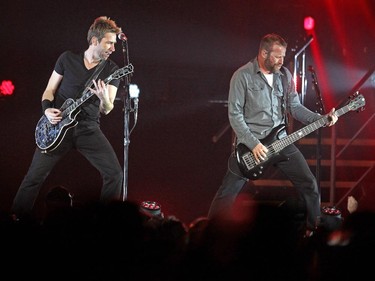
304,16,315,31
0,80,15,96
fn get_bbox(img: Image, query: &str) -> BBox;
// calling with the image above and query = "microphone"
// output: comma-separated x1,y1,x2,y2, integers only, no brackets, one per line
118,32,127,41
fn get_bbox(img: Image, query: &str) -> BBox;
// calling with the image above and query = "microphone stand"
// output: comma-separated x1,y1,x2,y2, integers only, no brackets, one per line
293,35,314,104
120,37,132,201
308,66,326,193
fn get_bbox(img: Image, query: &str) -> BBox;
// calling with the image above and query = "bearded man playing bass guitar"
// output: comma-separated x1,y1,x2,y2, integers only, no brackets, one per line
11,16,127,220
207,33,338,237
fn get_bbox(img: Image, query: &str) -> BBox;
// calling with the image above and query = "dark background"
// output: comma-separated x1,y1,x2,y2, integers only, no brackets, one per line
1,0,374,223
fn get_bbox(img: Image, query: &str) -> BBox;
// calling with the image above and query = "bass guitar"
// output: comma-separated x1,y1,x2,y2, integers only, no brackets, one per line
235,92,365,180
35,63,134,153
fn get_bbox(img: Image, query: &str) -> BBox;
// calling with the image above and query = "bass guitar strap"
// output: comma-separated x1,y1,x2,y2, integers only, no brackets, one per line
280,66,289,127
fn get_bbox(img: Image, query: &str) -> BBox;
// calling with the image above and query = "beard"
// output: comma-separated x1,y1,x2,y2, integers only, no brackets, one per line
264,57,282,73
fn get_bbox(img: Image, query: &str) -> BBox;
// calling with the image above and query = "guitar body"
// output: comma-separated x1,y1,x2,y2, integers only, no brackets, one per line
235,125,289,180
35,98,80,152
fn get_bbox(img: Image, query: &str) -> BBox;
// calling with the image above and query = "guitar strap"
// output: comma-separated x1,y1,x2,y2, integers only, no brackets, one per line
280,66,289,127
75,59,108,99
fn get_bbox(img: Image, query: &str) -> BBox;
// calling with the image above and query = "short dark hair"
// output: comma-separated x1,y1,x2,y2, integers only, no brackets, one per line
259,33,288,53
87,16,122,44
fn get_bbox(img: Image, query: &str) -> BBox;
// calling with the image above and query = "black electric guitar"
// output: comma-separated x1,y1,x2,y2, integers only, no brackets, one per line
35,63,134,153
235,92,366,180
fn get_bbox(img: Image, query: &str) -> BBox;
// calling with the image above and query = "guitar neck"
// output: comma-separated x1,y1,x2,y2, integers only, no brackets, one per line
63,79,115,117
271,104,350,153
62,90,92,117
62,64,133,116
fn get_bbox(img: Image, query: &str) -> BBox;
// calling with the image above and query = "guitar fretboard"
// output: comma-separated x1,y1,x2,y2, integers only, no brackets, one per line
271,103,351,153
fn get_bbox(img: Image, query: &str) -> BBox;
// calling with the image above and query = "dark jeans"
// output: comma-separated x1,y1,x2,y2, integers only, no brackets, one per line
208,144,321,230
11,122,123,217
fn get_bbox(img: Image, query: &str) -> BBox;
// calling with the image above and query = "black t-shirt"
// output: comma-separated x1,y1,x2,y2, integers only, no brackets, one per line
54,50,120,123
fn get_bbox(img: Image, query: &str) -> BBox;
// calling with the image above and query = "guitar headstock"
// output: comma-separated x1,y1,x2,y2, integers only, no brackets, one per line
348,91,365,112
107,64,134,81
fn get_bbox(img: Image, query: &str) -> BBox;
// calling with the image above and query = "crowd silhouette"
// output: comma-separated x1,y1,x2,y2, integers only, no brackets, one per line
1,186,373,281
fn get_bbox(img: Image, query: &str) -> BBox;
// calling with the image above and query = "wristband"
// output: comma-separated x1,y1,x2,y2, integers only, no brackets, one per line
42,99,53,114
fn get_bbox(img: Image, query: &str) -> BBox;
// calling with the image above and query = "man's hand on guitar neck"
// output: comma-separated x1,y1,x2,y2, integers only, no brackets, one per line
326,108,338,127
45,108,62,124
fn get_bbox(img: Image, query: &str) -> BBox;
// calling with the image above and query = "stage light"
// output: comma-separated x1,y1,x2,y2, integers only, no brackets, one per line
140,200,163,217
129,83,140,98
304,16,315,31
0,80,15,96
